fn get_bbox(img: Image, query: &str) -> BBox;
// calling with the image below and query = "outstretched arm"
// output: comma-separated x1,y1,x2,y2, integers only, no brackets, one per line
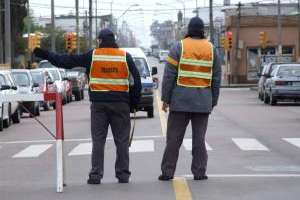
33,47,93,69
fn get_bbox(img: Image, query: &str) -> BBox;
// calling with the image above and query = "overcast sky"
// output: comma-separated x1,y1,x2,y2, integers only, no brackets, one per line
29,0,284,47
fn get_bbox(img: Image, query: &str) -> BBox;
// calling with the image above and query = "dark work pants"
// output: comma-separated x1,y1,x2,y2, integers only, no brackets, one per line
89,102,131,180
161,111,209,177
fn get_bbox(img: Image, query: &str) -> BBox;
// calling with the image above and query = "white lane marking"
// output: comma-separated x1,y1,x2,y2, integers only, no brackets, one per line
0,135,165,145
129,140,155,153
232,138,269,151
283,138,300,148
182,174,300,178
182,138,213,151
155,90,167,137
68,143,92,156
12,144,53,158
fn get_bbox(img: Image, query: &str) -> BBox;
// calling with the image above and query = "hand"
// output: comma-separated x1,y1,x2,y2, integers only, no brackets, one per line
162,102,169,113
33,47,48,59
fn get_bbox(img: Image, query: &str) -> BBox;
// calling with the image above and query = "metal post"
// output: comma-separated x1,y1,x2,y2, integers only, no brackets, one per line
51,0,56,52
89,0,92,49
95,0,98,40
26,2,32,66
298,0,300,61
0,2,3,63
110,1,113,29
277,0,282,56
196,0,199,16
75,0,80,54
4,0,11,65
234,2,242,84
209,0,214,44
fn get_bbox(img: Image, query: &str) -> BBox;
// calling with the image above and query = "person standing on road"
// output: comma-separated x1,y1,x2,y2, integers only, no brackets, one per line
158,17,221,181
33,28,142,184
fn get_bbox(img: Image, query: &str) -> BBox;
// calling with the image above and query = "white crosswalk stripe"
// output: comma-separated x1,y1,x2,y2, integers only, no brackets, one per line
232,138,269,151
68,143,92,156
182,138,213,151
129,140,155,153
283,138,300,148
12,144,53,158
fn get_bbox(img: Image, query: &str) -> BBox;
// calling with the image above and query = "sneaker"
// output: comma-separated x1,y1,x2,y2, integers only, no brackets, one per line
87,174,101,184
118,178,129,183
194,175,208,181
158,175,174,181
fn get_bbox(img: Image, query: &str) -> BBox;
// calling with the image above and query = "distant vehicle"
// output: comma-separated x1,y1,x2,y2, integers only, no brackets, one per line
66,71,85,101
39,60,68,104
59,68,72,103
258,63,284,101
0,71,21,131
158,50,169,63
263,63,300,105
122,48,158,118
11,69,40,117
30,69,57,110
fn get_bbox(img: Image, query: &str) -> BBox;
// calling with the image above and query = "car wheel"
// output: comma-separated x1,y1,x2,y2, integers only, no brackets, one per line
263,92,270,104
270,93,277,106
0,106,3,131
147,108,154,118
43,102,50,111
12,107,21,124
81,90,84,100
36,105,40,116
3,104,12,128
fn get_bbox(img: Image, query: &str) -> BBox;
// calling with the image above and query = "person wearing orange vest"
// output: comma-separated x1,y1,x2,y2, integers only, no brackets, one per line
33,28,141,184
158,17,221,181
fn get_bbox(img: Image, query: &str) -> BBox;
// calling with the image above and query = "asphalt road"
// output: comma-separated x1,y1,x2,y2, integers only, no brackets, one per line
1,57,300,200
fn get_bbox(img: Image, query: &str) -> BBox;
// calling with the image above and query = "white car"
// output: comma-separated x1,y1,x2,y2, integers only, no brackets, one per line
11,69,41,117
0,70,21,131
158,50,169,63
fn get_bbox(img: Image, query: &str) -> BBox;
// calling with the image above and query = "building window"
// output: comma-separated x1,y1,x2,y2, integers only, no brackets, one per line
282,46,294,55
261,47,276,55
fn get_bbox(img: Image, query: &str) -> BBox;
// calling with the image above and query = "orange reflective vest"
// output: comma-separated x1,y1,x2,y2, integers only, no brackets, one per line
89,48,129,92
177,38,214,88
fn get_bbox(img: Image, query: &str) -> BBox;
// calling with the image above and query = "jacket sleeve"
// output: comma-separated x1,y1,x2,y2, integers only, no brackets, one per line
161,42,181,104
126,53,142,108
37,49,93,70
211,48,222,107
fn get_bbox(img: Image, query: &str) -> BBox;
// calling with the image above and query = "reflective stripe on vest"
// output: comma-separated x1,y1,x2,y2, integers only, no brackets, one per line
177,38,214,88
89,48,129,92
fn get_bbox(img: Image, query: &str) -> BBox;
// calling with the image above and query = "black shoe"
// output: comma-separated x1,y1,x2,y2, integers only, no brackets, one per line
87,174,101,184
158,174,174,181
194,175,208,180
118,178,129,183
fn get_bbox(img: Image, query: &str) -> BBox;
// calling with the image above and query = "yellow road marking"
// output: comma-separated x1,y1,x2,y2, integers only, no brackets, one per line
155,90,167,137
173,177,193,200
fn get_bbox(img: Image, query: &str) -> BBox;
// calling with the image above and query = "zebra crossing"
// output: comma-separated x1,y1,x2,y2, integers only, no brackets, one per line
2,137,300,159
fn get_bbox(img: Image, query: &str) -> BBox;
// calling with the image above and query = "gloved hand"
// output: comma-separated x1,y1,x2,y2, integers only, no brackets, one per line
33,47,48,59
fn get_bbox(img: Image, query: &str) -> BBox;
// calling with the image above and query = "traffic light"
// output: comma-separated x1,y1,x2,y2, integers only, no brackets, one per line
259,31,268,49
226,31,233,49
65,32,77,53
220,37,229,50
28,33,42,52
71,33,77,50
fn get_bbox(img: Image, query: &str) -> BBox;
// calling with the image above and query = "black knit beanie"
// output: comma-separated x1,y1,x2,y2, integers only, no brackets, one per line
186,17,205,38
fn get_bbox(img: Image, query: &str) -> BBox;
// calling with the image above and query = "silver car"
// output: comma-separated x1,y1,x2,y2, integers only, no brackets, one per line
264,63,300,105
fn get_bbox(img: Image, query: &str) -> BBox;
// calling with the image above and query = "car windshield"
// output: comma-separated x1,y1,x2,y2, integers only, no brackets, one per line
31,72,44,85
0,74,6,85
277,65,300,77
48,70,60,81
12,72,30,87
39,62,55,68
133,58,150,77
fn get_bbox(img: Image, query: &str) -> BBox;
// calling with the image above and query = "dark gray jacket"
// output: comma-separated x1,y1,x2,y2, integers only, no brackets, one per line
161,39,221,113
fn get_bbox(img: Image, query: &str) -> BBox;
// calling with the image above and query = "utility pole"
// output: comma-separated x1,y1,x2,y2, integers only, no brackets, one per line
233,2,242,84
209,0,214,44
89,0,93,49
27,1,32,66
298,0,300,61
0,2,3,63
95,0,98,39
75,0,80,54
110,1,113,29
196,0,199,16
4,0,11,65
277,0,282,56
51,0,56,52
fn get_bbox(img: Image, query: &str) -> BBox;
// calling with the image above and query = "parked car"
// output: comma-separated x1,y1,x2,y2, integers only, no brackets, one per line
0,71,21,131
58,68,72,103
122,48,158,118
30,69,57,110
66,70,86,101
258,62,285,101
158,50,169,63
263,63,300,105
11,69,40,117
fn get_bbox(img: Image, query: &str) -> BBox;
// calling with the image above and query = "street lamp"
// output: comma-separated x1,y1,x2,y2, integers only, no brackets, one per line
117,4,139,21
176,0,186,27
